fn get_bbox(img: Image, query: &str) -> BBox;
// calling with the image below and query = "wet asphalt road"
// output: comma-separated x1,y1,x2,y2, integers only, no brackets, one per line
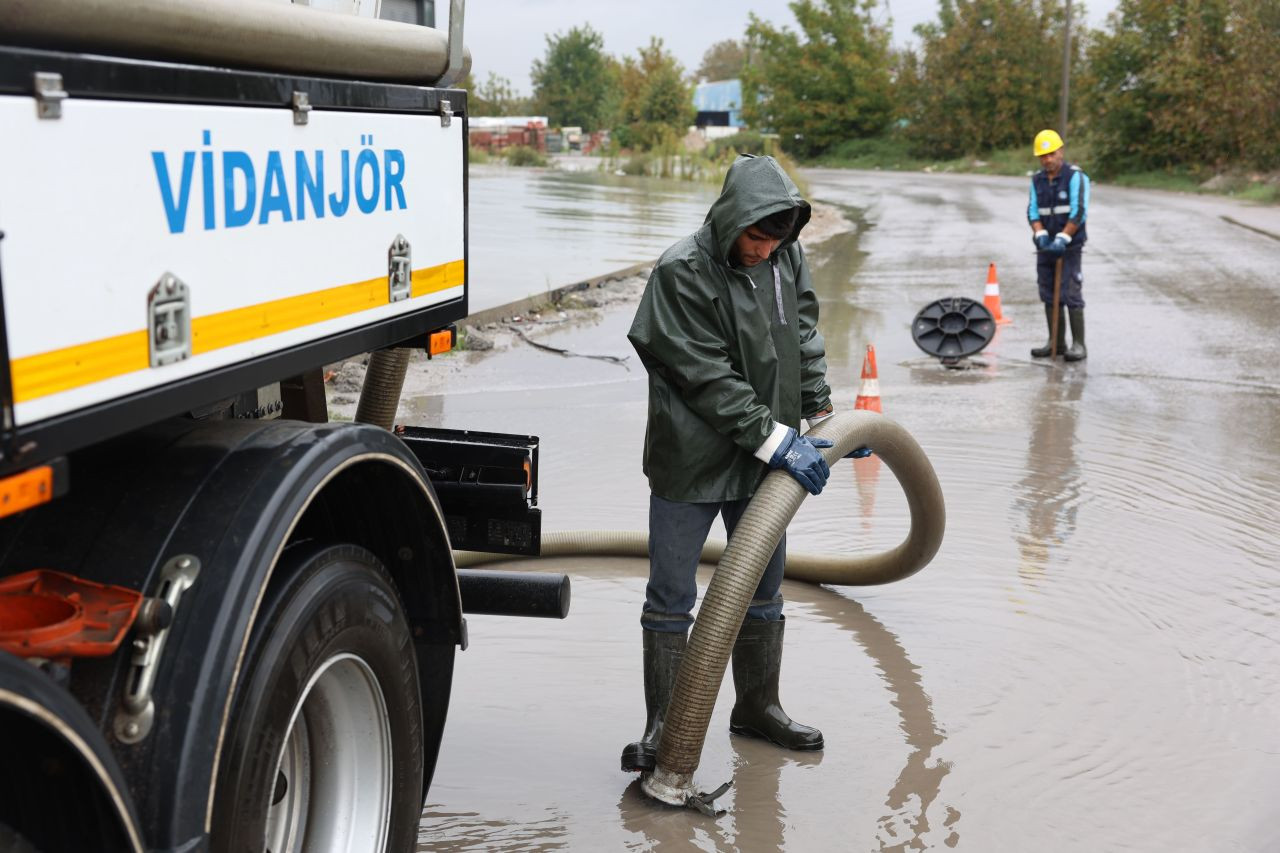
413,168,1280,851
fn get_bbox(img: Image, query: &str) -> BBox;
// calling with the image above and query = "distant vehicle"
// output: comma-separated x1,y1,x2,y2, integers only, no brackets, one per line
562,126,583,151
0,1,558,849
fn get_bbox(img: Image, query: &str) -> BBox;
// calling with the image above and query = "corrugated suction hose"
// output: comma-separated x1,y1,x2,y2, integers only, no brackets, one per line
642,410,943,805
451,411,945,807
354,349,411,431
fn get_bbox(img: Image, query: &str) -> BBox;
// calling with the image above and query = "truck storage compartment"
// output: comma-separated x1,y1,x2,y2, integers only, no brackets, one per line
397,426,542,556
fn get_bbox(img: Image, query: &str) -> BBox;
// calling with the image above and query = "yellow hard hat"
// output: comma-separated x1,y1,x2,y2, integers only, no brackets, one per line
1034,129,1064,155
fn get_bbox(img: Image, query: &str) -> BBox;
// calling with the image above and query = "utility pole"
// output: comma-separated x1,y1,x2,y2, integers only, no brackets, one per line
1059,0,1073,136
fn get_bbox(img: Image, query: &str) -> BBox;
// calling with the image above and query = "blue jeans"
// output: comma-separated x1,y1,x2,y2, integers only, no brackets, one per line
1036,249,1085,308
641,493,786,634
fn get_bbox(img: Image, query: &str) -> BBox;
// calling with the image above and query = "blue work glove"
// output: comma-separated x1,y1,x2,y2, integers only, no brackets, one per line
848,446,873,459
1034,231,1052,251
1047,233,1070,257
768,428,831,495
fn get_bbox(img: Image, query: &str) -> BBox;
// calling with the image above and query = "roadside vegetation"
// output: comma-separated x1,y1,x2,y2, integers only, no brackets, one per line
502,146,548,167
463,0,1279,202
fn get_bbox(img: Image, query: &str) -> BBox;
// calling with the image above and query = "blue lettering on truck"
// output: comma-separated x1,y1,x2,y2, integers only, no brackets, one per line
151,131,408,234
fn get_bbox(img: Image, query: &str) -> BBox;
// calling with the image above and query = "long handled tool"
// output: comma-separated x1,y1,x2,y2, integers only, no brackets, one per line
1050,257,1064,358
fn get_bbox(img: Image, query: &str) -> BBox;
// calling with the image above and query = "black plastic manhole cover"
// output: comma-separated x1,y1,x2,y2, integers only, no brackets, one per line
912,297,996,360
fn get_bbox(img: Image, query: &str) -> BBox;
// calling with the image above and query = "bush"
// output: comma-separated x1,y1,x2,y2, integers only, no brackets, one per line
705,130,772,160
468,147,491,165
820,136,917,169
503,146,548,167
620,153,652,176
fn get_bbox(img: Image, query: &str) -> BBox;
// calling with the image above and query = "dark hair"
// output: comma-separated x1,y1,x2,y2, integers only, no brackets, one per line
753,207,798,239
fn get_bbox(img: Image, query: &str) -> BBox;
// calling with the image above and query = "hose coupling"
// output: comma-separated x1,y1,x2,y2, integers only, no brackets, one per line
641,770,731,816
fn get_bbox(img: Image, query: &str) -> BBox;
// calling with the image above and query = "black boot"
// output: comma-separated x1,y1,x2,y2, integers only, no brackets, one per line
621,629,686,772
729,617,823,751
1030,303,1068,358
1065,307,1087,362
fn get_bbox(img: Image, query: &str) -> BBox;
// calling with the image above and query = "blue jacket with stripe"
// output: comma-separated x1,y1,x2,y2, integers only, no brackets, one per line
1028,163,1089,248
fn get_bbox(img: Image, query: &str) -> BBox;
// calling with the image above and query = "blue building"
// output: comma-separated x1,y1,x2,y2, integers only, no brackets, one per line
693,79,745,129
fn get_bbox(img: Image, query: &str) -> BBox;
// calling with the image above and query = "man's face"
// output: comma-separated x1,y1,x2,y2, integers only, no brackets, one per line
1038,149,1064,173
733,226,782,268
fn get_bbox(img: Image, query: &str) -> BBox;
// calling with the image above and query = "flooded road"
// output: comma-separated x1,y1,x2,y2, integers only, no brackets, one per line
412,167,1280,851
468,162,719,312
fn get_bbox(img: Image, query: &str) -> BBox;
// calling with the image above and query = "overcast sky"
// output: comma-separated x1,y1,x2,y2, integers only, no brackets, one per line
458,1,1120,94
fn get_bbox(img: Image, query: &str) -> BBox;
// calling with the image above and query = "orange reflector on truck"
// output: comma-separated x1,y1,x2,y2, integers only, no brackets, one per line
429,329,454,356
0,570,144,659
0,466,54,519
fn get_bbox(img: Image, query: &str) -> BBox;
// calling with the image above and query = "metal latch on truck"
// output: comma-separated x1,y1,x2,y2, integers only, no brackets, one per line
147,274,191,367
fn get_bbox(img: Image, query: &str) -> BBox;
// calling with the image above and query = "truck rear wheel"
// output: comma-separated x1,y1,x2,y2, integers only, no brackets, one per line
211,544,423,852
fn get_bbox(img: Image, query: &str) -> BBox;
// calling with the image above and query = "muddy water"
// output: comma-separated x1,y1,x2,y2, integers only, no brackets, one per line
414,168,1280,851
468,162,719,312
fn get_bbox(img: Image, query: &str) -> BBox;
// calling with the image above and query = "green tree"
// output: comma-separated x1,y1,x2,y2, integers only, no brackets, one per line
1083,0,1280,173
902,0,1065,158
530,25,622,131
617,38,694,150
696,39,748,82
743,0,894,157
460,71,535,117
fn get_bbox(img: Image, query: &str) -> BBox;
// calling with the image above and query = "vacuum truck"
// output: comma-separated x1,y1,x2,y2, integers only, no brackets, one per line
0,2,558,849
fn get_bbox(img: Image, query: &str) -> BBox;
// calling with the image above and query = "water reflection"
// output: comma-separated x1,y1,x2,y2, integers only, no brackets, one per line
1012,368,1086,594
617,778,731,852
807,590,955,851
613,584,954,851
806,205,875,372
725,745,822,852
418,808,569,851
614,738,821,851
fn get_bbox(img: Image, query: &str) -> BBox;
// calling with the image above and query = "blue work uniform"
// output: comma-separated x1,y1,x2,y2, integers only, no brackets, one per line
1028,163,1090,308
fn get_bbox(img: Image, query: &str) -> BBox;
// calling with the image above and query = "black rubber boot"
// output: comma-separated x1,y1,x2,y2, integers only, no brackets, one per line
1065,307,1087,362
729,617,823,751
621,629,686,772
1030,303,1068,358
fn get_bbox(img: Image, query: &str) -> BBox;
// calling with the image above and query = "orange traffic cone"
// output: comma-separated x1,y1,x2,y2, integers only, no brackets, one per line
983,263,1012,324
854,344,882,413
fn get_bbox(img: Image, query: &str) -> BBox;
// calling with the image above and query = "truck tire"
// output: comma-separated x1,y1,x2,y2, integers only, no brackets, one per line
0,821,42,853
211,544,423,853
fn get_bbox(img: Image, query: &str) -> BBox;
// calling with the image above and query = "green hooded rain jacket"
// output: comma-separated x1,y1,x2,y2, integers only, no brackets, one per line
628,155,832,502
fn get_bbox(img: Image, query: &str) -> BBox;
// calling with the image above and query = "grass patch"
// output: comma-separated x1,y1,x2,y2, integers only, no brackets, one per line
1104,169,1203,193
503,145,548,167
813,136,928,170
1102,167,1280,203
806,135,1278,204
1236,183,1280,204
810,136,1039,177
468,146,492,165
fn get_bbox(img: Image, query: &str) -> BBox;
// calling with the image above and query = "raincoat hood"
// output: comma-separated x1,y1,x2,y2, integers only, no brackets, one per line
702,155,812,263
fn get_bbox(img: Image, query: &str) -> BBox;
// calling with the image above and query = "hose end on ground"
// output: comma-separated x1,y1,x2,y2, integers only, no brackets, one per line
641,769,731,816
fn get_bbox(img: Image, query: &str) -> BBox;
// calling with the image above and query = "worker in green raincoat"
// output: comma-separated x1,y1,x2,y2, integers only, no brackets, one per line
622,154,857,773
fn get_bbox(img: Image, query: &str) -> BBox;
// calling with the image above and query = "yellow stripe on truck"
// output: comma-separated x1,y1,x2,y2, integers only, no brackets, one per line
10,330,151,404
10,260,464,404
411,259,464,297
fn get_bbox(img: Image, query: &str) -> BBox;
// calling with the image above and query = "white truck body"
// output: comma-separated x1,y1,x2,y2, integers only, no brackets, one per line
0,95,465,426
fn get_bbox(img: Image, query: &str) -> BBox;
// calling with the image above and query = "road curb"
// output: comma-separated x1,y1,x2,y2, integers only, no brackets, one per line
461,260,654,328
